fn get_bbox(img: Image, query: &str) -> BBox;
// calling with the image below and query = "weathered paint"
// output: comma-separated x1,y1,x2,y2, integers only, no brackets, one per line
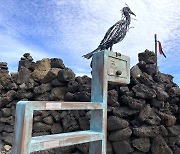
30,130,102,152
90,50,108,154
13,49,130,154
12,101,33,154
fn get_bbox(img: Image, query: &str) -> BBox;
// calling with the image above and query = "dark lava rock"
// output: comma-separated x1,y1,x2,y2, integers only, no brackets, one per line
67,80,79,93
159,112,176,127
50,58,65,69
112,106,139,117
151,135,173,154
49,87,67,101
156,87,169,101
1,108,11,117
42,68,60,83
138,49,156,64
74,91,91,102
149,98,164,109
1,132,14,145
62,115,79,132
132,137,150,152
113,139,134,154
133,125,168,138
17,67,31,84
167,125,180,136
34,92,50,101
58,68,75,82
107,116,129,130
108,127,132,141
138,104,152,122
153,72,173,84
0,116,14,125
76,143,89,154
145,64,157,76
131,65,142,78
33,122,52,132
42,115,54,125
51,123,63,134
34,83,52,95
50,111,61,122
78,117,89,130
121,95,145,110
107,141,113,154
108,89,118,105
168,87,180,97
132,84,156,99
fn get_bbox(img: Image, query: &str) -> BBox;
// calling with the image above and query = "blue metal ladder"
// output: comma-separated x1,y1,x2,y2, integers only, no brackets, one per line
13,50,130,154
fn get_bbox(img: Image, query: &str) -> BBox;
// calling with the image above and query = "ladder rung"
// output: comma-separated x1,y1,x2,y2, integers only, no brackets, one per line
30,130,102,152
19,101,103,110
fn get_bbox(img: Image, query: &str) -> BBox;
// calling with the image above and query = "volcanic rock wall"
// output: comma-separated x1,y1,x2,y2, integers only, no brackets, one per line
0,50,180,154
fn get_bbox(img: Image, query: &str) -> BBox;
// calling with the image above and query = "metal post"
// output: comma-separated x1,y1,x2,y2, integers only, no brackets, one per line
154,34,158,75
90,50,108,154
13,102,33,154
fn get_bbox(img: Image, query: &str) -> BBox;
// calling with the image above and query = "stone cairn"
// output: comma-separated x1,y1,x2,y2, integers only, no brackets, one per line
0,50,180,154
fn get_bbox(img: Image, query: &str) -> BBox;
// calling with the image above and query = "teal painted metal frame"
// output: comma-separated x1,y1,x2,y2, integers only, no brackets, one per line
13,50,130,154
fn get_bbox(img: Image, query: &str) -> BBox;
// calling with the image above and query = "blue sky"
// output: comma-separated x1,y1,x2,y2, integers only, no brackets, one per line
0,0,180,85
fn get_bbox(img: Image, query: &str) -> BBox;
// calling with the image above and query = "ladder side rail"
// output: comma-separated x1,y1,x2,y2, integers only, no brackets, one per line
13,102,33,154
90,50,108,154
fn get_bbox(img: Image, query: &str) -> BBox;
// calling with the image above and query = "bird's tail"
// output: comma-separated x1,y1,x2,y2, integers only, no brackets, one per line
82,47,100,59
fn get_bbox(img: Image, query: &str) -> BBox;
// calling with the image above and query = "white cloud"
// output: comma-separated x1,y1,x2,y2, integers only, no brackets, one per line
0,0,179,85
0,31,50,72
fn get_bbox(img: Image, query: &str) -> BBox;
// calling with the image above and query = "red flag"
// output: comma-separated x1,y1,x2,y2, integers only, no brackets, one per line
158,41,166,58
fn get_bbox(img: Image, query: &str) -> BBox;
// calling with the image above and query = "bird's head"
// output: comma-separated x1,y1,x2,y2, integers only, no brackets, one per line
122,6,136,16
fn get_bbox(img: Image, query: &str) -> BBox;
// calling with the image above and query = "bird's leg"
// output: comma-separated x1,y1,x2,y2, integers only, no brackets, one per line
110,46,112,51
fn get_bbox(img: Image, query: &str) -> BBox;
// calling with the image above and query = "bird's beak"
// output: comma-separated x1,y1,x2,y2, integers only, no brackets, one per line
130,11,136,16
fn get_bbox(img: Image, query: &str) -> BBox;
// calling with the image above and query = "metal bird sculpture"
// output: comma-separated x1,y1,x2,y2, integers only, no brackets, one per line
83,5,136,59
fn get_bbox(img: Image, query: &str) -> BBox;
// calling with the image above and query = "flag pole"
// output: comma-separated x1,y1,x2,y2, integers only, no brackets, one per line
154,34,158,75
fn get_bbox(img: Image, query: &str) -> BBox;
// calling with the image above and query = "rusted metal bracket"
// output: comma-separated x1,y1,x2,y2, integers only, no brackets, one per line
13,50,130,154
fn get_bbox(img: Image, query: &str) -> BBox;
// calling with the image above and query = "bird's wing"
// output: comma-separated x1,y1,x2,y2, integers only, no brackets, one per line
100,20,126,46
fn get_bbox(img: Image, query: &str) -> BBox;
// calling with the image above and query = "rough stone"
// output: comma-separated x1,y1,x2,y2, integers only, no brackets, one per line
156,87,169,101
67,80,79,93
1,108,11,117
159,112,176,127
108,116,129,130
132,84,156,99
50,58,65,69
133,125,168,138
58,68,75,82
151,135,173,154
78,117,89,130
112,106,139,117
34,83,52,94
49,87,67,101
132,138,150,152
51,123,63,134
108,89,118,105
113,139,134,154
42,68,60,83
168,87,180,97
2,132,14,145
31,58,51,82
42,115,54,125
138,49,156,64
62,115,79,132
74,91,91,102
131,65,142,78
108,127,132,141
121,95,145,110
138,104,152,122
17,67,31,84
33,122,52,132
167,125,180,136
